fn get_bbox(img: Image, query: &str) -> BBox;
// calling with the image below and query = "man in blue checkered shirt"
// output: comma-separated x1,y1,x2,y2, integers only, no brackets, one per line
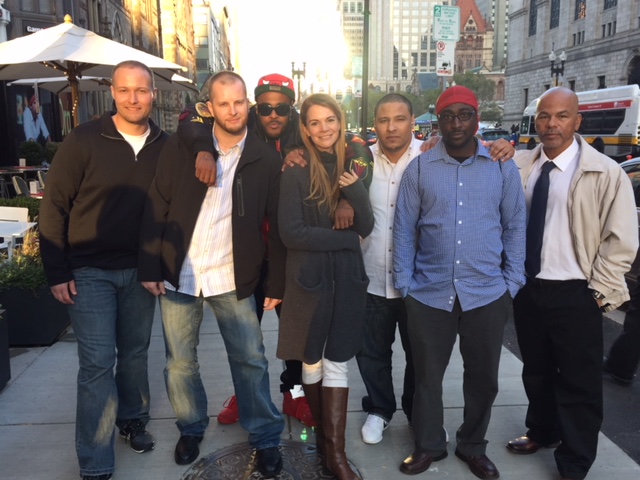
393,86,526,479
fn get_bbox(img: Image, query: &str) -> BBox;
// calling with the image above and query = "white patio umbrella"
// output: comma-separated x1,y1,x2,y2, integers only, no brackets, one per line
8,73,198,94
0,14,190,126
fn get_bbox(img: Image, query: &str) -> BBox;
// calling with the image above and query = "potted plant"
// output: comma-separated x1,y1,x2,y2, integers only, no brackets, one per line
17,140,46,166
0,231,70,346
45,142,62,164
0,304,9,391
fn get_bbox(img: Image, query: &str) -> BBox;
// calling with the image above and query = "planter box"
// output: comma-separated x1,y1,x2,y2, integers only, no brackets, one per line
0,311,9,390
0,286,70,347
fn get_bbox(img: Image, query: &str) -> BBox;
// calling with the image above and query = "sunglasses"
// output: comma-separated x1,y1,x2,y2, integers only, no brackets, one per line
257,103,292,117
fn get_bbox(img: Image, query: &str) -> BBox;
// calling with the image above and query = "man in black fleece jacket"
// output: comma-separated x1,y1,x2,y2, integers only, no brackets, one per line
39,61,167,480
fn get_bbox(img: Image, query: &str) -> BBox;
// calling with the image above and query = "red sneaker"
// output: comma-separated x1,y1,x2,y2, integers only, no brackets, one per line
217,395,239,424
282,391,317,427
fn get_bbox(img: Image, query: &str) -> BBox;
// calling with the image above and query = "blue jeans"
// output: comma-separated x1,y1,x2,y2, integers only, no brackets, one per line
160,289,283,449
356,294,414,422
69,267,155,477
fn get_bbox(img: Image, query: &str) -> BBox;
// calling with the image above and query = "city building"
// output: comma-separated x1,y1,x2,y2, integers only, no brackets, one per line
343,0,497,96
475,0,510,70
503,0,640,126
192,0,232,91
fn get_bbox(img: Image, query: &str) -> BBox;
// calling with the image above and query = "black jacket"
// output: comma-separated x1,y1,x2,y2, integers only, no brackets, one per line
39,113,168,286
138,130,285,300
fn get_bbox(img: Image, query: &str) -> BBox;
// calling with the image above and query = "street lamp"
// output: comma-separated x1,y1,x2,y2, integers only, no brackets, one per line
291,61,306,107
549,50,567,87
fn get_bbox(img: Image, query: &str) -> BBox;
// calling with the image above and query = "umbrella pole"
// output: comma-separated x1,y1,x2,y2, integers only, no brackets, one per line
71,79,80,127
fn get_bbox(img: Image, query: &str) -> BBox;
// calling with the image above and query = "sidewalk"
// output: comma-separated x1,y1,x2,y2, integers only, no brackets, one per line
1,305,639,480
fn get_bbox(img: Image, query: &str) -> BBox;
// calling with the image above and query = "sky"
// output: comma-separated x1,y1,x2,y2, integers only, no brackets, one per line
225,0,347,101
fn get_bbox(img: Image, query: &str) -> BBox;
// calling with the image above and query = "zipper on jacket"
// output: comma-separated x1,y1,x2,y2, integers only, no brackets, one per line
236,174,245,217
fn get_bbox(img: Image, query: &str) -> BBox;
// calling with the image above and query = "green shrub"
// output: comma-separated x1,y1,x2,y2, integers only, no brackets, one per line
0,231,47,292
18,141,45,166
45,142,62,163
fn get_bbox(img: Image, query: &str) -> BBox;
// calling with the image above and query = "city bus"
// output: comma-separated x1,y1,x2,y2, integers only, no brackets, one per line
519,85,640,161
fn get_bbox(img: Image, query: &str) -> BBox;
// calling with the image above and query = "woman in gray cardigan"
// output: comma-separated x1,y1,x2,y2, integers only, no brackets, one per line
277,94,374,480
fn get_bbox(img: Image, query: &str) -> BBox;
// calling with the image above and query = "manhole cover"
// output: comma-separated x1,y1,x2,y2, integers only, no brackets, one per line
181,440,362,479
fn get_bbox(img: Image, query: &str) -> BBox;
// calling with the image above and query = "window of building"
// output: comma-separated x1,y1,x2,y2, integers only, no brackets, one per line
604,0,618,9
357,2,363,13
598,75,607,89
420,52,427,66
544,84,551,90
529,0,538,36
575,0,586,20
569,80,575,90
550,0,560,29
411,52,418,66
523,88,529,110
21,0,56,14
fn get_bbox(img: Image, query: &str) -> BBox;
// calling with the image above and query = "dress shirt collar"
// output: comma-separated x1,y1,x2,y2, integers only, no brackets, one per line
539,138,579,172
213,125,247,155
426,138,491,165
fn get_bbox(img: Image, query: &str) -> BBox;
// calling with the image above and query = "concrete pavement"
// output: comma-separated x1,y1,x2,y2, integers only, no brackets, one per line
1,305,639,479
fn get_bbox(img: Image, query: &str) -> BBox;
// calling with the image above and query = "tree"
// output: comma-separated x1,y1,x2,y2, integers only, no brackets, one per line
452,72,495,104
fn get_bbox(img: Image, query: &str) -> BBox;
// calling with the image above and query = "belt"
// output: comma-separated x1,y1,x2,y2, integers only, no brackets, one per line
527,277,584,286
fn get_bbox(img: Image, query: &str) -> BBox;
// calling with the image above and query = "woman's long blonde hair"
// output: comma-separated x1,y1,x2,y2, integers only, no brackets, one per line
299,94,347,215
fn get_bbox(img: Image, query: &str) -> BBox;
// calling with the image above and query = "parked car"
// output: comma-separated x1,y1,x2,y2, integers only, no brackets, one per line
619,157,640,294
477,128,511,143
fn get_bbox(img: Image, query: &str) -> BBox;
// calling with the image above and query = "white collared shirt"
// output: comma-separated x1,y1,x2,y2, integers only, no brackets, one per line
166,126,247,297
362,137,424,298
526,138,585,280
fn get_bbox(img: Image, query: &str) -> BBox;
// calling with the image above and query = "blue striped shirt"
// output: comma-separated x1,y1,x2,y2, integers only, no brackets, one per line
392,140,526,312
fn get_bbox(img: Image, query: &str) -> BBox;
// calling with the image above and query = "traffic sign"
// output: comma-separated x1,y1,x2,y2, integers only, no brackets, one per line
433,5,460,42
436,40,455,76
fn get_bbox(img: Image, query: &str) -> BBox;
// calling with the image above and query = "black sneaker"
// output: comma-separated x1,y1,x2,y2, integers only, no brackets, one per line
82,475,112,480
119,419,155,453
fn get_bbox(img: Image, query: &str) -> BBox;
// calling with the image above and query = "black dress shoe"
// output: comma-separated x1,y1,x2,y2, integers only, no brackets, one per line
399,450,448,475
506,435,561,454
455,450,500,479
256,446,283,478
174,435,203,465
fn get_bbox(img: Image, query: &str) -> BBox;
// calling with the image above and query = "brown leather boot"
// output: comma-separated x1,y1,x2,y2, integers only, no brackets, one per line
321,387,361,480
302,381,324,455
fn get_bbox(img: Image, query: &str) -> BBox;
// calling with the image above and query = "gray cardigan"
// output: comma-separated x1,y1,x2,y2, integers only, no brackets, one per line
277,152,374,363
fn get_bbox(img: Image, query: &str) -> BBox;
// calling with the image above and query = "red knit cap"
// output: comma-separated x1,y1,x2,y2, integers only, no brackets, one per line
254,74,296,102
435,86,478,114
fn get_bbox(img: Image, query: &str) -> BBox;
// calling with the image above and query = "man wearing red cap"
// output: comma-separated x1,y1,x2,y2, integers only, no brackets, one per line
393,86,527,479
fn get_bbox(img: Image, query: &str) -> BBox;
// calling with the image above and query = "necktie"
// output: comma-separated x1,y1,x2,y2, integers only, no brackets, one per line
525,161,557,278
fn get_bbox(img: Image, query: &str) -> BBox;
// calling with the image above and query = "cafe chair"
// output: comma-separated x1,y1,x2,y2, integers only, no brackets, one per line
37,170,47,190
0,178,9,199
11,176,31,197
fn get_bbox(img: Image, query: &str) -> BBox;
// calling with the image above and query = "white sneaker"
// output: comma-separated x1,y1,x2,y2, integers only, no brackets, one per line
361,414,389,444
